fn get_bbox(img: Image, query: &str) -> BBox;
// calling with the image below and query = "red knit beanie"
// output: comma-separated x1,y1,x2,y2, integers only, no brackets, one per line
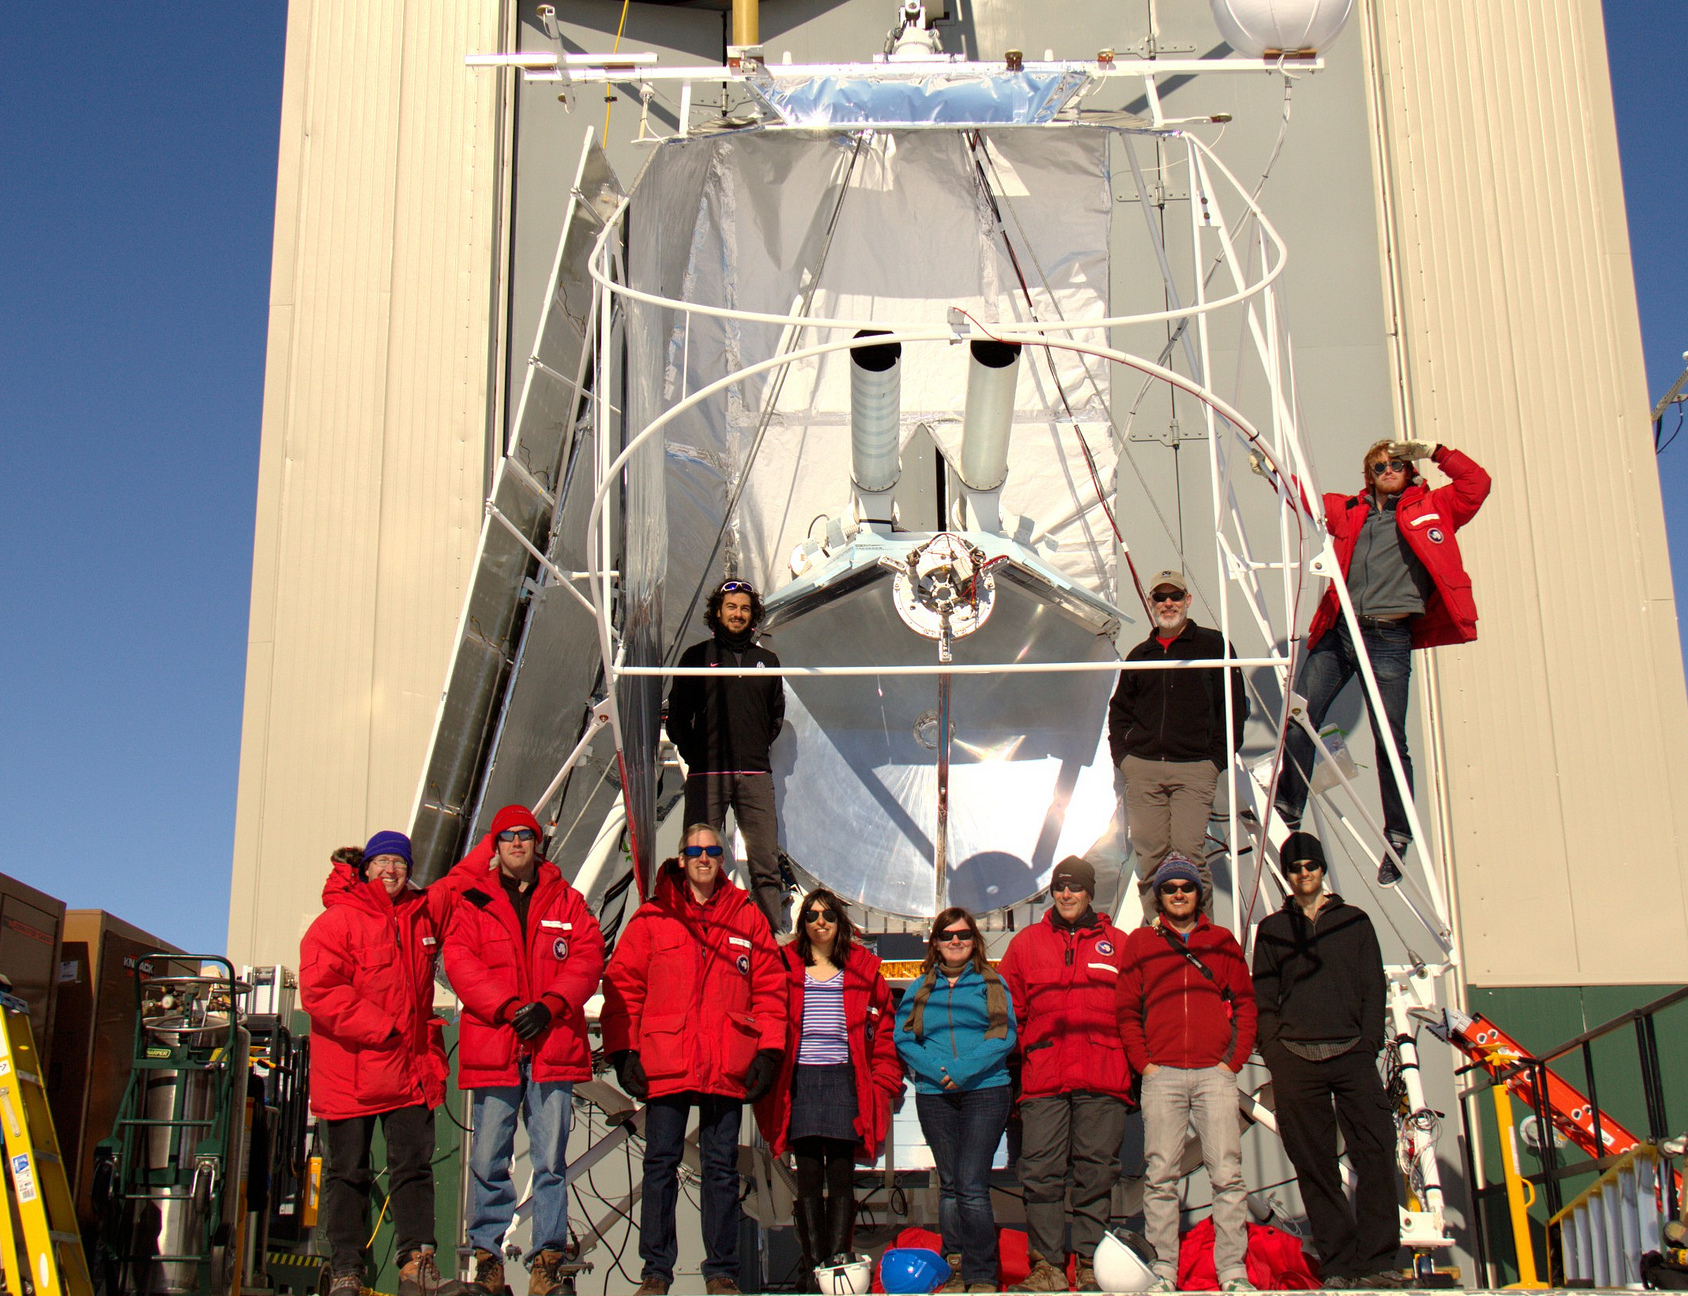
489,805,542,838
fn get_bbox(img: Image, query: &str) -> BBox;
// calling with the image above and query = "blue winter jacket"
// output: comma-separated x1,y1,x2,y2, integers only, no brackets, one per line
893,964,1017,1094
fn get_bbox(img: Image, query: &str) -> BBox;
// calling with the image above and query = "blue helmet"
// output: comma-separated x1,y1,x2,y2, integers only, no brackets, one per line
879,1249,950,1295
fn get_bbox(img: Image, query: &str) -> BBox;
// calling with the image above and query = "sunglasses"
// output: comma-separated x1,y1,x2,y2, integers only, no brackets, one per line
935,929,974,944
1369,459,1409,475
1158,882,1198,896
682,844,725,858
496,828,537,843
719,580,754,594
803,907,840,925
1284,861,1323,876
1051,882,1088,895
1149,589,1185,603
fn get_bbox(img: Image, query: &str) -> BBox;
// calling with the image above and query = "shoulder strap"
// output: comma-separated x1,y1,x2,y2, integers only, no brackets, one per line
1158,925,1233,1002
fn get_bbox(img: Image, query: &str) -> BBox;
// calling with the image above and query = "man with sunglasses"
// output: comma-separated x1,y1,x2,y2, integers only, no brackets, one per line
999,857,1134,1291
1274,439,1490,884
1115,855,1258,1293
1252,833,1404,1288
440,805,606,1296
667,578,789,933
1109,569,1249,919
603,823,788,1296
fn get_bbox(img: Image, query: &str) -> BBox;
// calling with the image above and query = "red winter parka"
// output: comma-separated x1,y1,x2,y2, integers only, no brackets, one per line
1307,446,1492,651
1114,917,1257,1074
300,857,451,1120
753,944,903,1161
601,862,787,1100
441,837,606,1088
999,910,1134,1102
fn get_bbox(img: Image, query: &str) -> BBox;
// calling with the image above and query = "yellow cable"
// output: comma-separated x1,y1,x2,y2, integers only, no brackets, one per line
366,1189,391,1249
604,0,632,140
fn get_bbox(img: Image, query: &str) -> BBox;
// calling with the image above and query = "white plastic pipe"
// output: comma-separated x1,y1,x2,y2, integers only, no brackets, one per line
959,339,1021,490
850,330,902,492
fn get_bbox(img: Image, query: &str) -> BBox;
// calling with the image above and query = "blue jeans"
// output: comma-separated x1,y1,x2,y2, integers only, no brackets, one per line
467,1060,574,1258
916,1086,1012,1285
639,1093,743,1284
1277,618,1415,846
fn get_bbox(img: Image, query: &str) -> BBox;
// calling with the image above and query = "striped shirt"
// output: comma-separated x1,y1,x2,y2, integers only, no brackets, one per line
796,968,850,1066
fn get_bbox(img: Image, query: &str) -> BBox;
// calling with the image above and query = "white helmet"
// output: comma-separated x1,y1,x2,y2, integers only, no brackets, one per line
1094,1230,1159,1293
816,1255,874,1295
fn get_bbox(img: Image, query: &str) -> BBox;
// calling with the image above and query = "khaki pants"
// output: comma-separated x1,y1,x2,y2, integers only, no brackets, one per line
1141,1065,1249,1284
1121,755,1218,919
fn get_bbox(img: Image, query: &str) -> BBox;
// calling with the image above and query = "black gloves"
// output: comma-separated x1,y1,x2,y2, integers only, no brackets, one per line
742,1048,784,1103
611,1050,649,1101
510,1001,553,1041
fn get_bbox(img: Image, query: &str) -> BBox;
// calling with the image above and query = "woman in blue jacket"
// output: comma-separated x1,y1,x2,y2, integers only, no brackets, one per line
895,907,1017,1293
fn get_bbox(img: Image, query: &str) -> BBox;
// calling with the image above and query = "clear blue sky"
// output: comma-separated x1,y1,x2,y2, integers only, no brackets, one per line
0,5,1682,956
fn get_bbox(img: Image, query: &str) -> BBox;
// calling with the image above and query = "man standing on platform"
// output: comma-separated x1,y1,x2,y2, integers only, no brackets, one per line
667,578,789,932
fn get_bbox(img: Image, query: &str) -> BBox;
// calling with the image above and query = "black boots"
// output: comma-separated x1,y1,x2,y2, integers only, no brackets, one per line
821,1189,856,1268
794,1195,827,1291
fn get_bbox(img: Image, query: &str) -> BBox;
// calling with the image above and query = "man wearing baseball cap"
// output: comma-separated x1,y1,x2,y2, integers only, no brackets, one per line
1109,570,1249,919
999,857,1134,1291
441,806,606,1296
1115,854,1258,1293
1252,833,1404,1287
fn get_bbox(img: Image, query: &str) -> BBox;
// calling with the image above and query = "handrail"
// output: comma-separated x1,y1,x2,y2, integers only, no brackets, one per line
1533,984,1688,1065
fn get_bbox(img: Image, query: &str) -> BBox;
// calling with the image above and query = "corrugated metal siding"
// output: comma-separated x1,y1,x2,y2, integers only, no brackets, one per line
229,0,506,967
1364,0,1688,985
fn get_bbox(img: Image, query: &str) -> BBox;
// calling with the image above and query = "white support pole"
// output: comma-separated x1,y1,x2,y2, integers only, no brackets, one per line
1387,976,1454,1249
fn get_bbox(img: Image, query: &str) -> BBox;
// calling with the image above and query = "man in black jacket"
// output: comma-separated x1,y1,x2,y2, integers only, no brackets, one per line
1108,570,1248,919
1252,833,1404,1288
667,579,788,933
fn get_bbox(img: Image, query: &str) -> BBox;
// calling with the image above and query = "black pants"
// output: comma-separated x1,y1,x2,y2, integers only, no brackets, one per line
1266,1047,1400,1280
1017,1092,1129,1262
684,771,785,932
320,1104,436,1275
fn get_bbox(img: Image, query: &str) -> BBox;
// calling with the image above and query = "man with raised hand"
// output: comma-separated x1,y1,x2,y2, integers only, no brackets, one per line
602,823,788,1296
1274,439,1490,884
1253,832,1404,1288
442,806,605,1296
1116,854,1258,1294
667,578,789,932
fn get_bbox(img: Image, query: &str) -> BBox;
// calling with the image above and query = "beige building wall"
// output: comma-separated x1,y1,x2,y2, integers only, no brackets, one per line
229,0,510,968
1361,0,1688,987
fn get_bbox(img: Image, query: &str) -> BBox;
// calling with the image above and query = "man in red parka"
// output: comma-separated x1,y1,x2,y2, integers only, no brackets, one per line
300,832,452,1296
602,823,788,1296
999,857,1134,1292
442,805,605,1296
1116,854,1258,1294
1274,439,1491,884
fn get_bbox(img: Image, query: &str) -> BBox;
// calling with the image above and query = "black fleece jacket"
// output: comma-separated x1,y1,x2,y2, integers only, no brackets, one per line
1251,894,1387,1055
665,635,785,774
1107,619,1249,767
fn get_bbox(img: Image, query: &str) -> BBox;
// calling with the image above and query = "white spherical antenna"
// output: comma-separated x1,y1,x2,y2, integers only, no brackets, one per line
1210,0,1355,57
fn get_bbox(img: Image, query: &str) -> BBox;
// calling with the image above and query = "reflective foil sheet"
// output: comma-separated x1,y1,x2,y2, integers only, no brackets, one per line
746,68,1093,127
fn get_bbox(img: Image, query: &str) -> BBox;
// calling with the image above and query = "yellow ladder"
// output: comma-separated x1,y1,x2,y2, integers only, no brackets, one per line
0,991,92,1296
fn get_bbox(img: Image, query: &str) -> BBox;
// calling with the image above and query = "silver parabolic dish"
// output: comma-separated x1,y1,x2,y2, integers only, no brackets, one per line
765,556,1119,918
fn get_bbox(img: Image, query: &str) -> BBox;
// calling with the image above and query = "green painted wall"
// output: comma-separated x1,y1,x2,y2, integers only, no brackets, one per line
1462,983,1688,1286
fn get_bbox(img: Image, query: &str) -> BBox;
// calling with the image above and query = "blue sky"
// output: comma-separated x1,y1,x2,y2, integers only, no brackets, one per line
0,5,1682,956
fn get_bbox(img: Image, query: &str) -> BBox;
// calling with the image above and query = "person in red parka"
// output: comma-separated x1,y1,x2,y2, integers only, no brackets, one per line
441,805,605,1296
1275,439,1491,885
601,823,788,1296
300,832,452,1296
752,887,902,1290
1115,855,1258,1293
999,857,1134,1292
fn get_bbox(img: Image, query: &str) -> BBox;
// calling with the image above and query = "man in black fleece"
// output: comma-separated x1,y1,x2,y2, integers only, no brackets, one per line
1108,570,1249,919
1252,833,1403,1288
667,579,788,933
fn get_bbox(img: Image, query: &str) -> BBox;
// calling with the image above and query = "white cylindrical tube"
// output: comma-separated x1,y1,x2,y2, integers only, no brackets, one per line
959,339,1021,490
850,330,902,493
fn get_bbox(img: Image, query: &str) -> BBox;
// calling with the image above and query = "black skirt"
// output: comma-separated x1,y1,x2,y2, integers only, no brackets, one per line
788,1062,858,1142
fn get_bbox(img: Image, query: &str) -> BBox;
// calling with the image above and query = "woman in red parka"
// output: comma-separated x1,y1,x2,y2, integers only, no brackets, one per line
754,888,902,1290
299,832,452,1296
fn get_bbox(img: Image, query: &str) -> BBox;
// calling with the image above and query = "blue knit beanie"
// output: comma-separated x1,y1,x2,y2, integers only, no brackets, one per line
1151,852,1202,895
362,830,413,869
